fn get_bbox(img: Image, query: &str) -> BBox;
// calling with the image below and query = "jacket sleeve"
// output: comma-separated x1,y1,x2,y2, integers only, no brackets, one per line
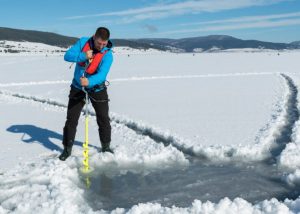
64,38,87,63
87,51,113,88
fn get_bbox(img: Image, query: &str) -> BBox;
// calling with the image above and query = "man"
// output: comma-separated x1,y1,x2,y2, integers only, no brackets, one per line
59,27,113,161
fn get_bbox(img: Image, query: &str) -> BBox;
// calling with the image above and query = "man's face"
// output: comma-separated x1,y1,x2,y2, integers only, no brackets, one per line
93,36,108,51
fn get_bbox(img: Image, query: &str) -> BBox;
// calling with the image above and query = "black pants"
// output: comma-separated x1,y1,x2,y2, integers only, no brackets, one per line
62,85,111,147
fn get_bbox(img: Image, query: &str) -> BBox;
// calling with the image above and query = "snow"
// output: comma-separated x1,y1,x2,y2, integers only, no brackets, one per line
1,46,300,213
285,170,300,187
213,48,299,53
119,198,295,214
0,41,168,56
113,46,166,54
0,40,66,55
278,142,300,171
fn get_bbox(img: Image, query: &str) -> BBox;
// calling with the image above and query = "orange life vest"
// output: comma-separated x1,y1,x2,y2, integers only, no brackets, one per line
78,40,108,75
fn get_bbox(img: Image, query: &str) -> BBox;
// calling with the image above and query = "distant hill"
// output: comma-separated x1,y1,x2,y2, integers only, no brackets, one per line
112,39,167,51
290,41,300,48
133,35,292,52
0,27,78,48
0,27,299,52
0,27,167,51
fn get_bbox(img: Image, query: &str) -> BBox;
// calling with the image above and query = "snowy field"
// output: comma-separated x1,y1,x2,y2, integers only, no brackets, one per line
1,50,300,213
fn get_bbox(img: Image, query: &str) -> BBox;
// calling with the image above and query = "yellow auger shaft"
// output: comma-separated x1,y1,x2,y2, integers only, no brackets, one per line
83,113,91,188
82,90,90,173
83,115,89,172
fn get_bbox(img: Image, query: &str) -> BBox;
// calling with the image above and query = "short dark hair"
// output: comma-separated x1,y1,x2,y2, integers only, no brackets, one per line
95,27,110,40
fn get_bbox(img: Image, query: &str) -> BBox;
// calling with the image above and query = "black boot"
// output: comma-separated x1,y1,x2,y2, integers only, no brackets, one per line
101,142,114,153
59,146,73,161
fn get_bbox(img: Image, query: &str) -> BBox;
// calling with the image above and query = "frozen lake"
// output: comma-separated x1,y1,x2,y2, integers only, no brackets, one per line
1,52,300,213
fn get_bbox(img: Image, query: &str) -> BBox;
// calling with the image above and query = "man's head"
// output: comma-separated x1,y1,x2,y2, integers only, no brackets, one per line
93,27,110,51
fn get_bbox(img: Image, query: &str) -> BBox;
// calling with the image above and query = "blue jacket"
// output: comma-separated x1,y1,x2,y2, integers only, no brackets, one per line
64,37,113,92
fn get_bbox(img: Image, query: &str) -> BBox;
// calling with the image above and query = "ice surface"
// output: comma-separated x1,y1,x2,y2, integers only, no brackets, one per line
1,51,300,213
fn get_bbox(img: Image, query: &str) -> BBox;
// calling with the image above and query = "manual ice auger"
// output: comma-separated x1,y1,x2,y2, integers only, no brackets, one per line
82,84,90,173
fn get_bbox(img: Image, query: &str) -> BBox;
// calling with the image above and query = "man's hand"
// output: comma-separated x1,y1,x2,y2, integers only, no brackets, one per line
80,77,89,87
85,50,93,60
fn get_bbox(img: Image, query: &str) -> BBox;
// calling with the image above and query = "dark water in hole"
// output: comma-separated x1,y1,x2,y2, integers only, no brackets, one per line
79,158,299,211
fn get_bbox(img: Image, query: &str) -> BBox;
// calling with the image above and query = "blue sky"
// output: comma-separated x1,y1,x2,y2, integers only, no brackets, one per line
1,0,300,42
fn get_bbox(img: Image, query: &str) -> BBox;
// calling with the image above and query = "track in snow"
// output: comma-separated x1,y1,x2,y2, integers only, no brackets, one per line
0,72,275,87
266,74,299,163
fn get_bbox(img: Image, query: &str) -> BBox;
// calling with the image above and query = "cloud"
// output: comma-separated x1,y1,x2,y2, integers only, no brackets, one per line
179,11,300,26
151,17,300,36
63,0,291,23
141,24,158,32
